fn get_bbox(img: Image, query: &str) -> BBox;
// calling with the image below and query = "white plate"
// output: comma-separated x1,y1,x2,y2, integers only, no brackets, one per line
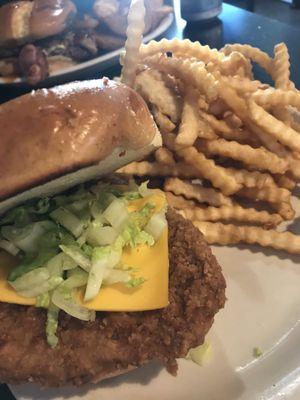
11,195,300,400
0,13,174,87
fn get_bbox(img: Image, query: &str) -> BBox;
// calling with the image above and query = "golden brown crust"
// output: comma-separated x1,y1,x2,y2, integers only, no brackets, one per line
0,78,158,201
0,211,226,386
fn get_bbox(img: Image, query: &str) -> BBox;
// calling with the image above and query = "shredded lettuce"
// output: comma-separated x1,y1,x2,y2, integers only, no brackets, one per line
46,304,60,348
81,243,93,258
59,244,91,272
8,248,59,282
0,239,19,256
61,254,78,271
46,253,64,277
19,276,63,298
126,277,146,288
121,203,155,248
0,181,166,347
2,221,55,253
32,198,51,214
84,246,122,301
50,208,85,238
186,342,211,365
86,224,118,247
138,181,155,197
102,199,128,231
9,267,50,292
36,292,50,308
145,210,167,240
102,269,131,285
64,267,88,288
0,206,32,227
253,347,263,358
52,287,95,322
123,191,141,200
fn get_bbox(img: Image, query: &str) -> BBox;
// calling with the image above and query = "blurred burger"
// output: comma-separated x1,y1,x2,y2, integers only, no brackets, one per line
0,0,173,84
0,78,225,386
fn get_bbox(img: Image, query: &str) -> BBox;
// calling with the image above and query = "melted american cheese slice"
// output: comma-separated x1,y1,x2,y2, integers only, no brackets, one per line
0,192,169,311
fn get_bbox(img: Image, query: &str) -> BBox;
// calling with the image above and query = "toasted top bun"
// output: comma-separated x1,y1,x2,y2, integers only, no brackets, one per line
0,78,161,214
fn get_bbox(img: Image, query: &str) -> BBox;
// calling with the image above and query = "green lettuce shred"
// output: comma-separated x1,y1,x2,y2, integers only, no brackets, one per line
36,292,50,308
126,277,146,288
0,181,166,347
46,304,60,348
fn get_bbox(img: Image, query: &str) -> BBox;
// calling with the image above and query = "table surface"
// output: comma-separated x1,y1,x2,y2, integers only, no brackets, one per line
1,3,300,399
1,3,300,105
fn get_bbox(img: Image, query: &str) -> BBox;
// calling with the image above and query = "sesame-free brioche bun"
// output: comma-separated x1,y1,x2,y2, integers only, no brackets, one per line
0,78,162,214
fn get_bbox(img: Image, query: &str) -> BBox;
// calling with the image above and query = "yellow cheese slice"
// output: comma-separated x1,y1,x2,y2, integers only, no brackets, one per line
0,192,169,311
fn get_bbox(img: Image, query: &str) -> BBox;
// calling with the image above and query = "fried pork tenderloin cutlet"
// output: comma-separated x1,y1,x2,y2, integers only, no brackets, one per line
0,210,226,387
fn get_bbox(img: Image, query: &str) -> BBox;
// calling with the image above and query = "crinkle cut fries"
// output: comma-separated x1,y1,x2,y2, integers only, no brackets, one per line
120,35,300,255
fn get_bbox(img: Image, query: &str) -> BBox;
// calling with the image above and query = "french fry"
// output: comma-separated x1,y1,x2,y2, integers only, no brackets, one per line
181,204,282,228
197,118,218,140
162,131,177,151
247,120,289,158
238,186,291,205
151,106,176,132
155,147,175,166
164,178,233,207
121,0,145,87
226,168,276,189
139,38,225,65
252,88,300,110
225,128,259,145
221,75,268,94
289,107,300,132
193,221,300,254
198,109,254,144
117,161,201,178
273,43,295,90
287,154,300,180
223,112,243,128
198,109,232,135
273,107,294,128
135,69,181,122
218,51,253,78
273,174,296,190
198,138,288,174
249,100,300,152
221,43,273,74
132,37,299,257
274,201,295,220
214,78,249,120
143,55,218,101
177,147,242,195
198,96,209,111
293,151,300,160
165,191,197,209
208,98,228,116
176,88,200,146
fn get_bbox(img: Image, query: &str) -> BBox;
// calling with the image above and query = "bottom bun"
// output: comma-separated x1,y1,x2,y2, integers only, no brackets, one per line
0,211,226,387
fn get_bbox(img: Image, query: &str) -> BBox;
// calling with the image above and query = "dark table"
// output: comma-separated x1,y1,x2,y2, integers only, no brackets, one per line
1,3,300,399
1,3,300,105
